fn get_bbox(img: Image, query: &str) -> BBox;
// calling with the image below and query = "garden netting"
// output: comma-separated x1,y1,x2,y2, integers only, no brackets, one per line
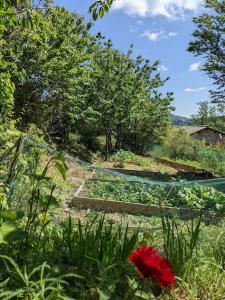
6,136,225,193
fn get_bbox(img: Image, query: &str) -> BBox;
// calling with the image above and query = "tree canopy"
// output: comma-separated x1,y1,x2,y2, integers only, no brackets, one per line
0,0,174,158
188,0,225,104
192,101,225,131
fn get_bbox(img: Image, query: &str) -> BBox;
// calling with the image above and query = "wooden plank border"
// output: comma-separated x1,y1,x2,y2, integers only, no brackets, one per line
74,169,96,197
71,196,220,220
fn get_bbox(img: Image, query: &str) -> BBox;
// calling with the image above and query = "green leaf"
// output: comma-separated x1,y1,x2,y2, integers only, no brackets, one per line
135,290,156,299
0,221,17,244
32,174,52,182
55,151,65,163
8,229,27,242
99,290,110,300
86,22,93,30
92,8,98,21
104,4,109,13
55,162,67,180
0,277,10,288
99,7,105,18
40,195,60,210
0,210,24,221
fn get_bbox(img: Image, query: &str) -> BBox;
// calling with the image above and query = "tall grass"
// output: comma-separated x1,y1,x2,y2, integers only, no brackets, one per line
1,135,225,299
162,216,201,278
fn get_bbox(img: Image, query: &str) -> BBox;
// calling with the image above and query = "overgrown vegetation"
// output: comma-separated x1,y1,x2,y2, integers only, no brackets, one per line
1,0,225,299
85,179,225,212
151,127,225,175
1,135,225,299
1,1,173,159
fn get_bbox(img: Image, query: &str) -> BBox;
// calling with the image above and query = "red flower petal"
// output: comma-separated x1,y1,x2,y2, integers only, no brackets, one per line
128,245,175,289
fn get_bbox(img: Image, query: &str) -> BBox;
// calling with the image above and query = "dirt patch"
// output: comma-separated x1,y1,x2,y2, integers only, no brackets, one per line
98,159,177,174
59,207,161,229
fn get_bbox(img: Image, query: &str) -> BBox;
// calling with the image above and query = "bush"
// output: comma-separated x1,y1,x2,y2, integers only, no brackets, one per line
162,127,200,160
111,150,145,168
155,127,225,175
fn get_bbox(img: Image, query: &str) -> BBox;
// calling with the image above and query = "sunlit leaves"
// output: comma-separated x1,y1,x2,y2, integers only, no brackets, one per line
39,195,60,210
89,0,114,20
0,221,26,244
54,152,68,180
0,210,24,221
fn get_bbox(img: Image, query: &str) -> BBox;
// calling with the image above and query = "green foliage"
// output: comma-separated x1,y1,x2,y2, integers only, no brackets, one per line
0,0,42,123
0,71,14,119
1,135,225,298
0,0,40,34
89,0,114,20
192,101,225,131
77,41,173,158
162,127,199,161
188,0,225,103
85,179,225,213
0,256,75,300
61,215,140,299
0,0,173,156
111,150,146,168
162,216,201,277
2,4,92,145
156,127,225,175
1,1,225,299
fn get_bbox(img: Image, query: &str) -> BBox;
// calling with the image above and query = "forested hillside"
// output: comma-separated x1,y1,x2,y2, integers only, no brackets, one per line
170,114,192,125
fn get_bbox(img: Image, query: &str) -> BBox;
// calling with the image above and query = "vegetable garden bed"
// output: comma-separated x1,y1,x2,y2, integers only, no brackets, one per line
71,175,225,220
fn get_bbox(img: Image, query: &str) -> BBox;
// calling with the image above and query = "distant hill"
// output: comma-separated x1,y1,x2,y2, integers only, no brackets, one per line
171,114,192,125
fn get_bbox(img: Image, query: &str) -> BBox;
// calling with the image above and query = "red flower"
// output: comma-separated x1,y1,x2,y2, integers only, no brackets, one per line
128,245,175,289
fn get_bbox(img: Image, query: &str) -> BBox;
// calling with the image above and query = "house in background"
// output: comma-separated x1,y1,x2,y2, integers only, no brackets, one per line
182,125,225,146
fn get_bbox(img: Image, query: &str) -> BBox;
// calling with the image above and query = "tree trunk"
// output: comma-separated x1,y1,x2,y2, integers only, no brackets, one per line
105,128,112,160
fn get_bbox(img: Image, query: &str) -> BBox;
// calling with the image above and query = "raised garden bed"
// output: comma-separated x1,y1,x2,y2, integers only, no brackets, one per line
153,156,215,178
71,195,215,219
71,173,225,220
98,158,216,181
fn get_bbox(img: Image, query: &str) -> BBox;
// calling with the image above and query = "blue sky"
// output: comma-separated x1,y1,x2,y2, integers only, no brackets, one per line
54,0,211,117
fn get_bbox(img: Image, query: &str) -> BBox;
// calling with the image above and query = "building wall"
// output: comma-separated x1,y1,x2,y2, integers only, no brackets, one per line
192,128,225,145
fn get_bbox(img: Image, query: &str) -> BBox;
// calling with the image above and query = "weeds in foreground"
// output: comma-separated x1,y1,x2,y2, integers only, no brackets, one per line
0,256,77,300
1,135,225,299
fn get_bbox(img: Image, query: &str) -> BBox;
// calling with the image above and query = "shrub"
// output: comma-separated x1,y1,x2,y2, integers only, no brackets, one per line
162,127,200,160
111,150,145,168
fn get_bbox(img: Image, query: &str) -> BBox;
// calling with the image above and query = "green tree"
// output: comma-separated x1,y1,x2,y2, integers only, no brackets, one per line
188,0,225,103
0,0,41,120
1,0,174,155
2,5,93,144
192,101,225,131
118,56,174,153
78,37,173,158
77,38,137,159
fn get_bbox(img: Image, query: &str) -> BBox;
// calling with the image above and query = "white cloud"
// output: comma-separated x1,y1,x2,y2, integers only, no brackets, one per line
142,30,162,41
158,64,169,71
168,32,178,37
189,62,201,72
142,30,178,41
184,87,205,92
112,0,202,19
